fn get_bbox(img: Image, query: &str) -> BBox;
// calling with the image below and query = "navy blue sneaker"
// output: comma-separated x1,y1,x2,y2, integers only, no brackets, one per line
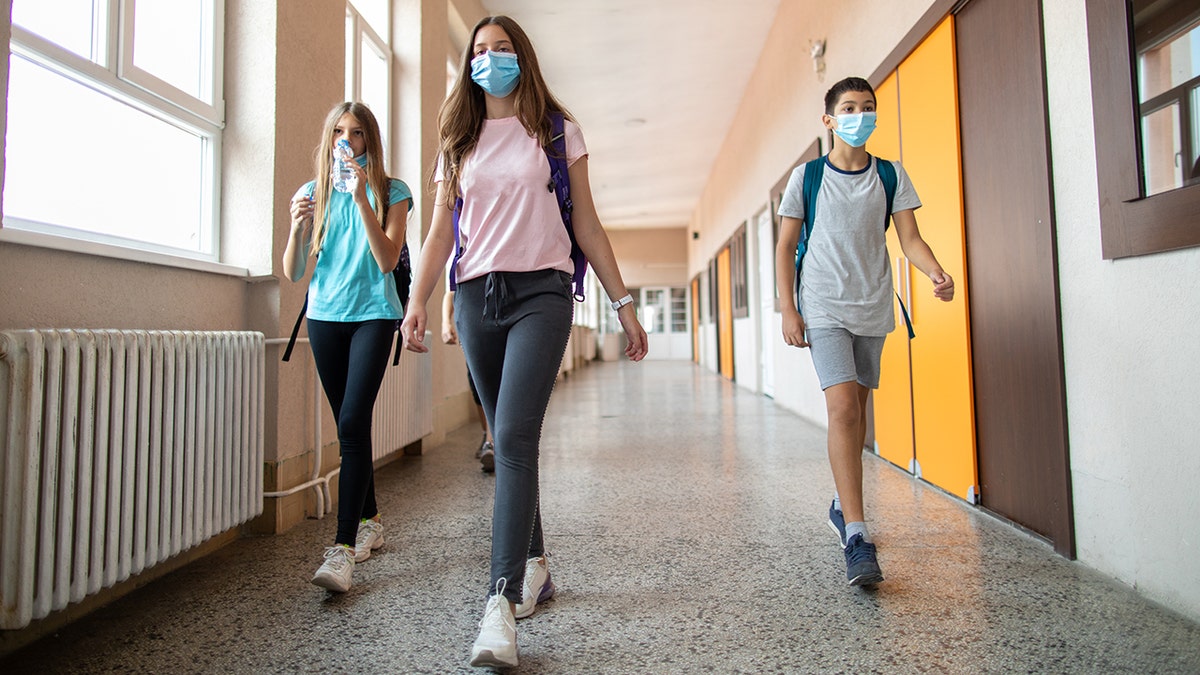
844,534,884,586
827,501,847,549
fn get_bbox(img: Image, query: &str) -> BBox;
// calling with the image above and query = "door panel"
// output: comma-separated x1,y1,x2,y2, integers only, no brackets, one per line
897,18,978,500
867,72,916,470
717,247,734,379
957,0,1073,554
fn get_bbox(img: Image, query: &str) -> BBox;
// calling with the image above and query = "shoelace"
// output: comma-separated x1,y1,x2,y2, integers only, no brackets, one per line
844,536,877,566
479,579,515,632
322,545,352,570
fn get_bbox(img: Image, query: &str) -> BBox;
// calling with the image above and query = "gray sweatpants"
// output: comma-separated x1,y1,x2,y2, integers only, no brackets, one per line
454,269,574,603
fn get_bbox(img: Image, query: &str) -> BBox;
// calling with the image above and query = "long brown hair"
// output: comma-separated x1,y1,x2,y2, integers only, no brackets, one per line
433,15,573,204
311,102,390,253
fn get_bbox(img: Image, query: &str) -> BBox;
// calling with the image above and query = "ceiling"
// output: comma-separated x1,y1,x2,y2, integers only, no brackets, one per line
477,1,783,230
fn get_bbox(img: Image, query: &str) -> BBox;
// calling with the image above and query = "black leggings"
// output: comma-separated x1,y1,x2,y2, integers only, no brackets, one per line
307,318,394,546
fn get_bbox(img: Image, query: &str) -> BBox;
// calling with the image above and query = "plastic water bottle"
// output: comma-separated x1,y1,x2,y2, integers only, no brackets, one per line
332,139,358,193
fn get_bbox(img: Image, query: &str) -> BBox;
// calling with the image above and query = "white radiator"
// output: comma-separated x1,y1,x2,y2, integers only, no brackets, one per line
0,329,264,630
371,350,433,462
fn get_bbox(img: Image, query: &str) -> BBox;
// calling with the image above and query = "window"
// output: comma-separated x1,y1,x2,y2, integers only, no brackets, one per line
1136,7,1200,194
1086,0,1200,258
730,224,749,319
5,0,224,259
346,0,390,164
670,288,688,333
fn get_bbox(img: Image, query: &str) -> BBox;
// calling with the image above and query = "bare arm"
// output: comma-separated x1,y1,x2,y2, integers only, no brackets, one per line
892,209,954,301
441,288,457,344
399,181,457,354
350,164,407,274
775,215,809,348
567,156,648,361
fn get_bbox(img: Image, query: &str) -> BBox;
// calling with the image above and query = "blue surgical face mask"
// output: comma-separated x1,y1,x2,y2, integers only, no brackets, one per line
833,112,877,147
470,51,520,98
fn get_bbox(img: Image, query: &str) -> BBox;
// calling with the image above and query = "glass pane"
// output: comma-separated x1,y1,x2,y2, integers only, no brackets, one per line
1137,16,1200,102
348,0,389,40
671,288,688,333
133,0,206,100
1191,85,1200,184
1141,103,1184,195
360,34,390,160
12,0,97,60
4,56,208,253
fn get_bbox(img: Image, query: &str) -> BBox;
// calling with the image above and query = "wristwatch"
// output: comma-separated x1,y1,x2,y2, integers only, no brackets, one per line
610,294,634,311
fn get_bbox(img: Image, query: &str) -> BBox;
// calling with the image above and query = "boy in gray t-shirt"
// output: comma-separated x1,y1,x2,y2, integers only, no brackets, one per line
775,77,955,586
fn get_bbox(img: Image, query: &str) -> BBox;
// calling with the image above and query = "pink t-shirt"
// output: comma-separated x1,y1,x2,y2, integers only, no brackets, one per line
437,116,587,283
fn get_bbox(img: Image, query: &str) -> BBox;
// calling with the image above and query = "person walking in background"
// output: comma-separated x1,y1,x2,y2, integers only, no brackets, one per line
400,15,648,669
776,77,954,588
283,101,413,593
442,288,495,472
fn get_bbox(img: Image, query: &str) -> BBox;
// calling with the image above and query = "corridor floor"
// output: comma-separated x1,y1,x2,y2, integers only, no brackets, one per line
5,361,1199,673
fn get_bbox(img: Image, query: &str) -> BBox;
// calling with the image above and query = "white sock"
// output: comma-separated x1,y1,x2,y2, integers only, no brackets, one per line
833,493,841,512
845,521,870,543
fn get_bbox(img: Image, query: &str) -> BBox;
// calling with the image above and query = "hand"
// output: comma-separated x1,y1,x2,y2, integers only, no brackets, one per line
931,271,955,301
617,306,648,362
401,304,429,353
441,323,458,345
289,194,314,236
782,309,809,348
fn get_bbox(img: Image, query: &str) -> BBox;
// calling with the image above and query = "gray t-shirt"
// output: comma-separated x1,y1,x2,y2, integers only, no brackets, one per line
777,156,920,336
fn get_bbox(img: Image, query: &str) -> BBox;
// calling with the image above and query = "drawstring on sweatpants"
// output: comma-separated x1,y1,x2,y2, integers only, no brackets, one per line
482,272,512,321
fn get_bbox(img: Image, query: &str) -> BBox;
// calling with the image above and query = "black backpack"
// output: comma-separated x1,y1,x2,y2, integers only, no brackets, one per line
282,188,411,365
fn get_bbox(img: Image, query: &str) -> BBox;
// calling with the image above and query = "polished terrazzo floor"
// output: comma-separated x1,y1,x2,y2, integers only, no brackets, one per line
4,361,1199,673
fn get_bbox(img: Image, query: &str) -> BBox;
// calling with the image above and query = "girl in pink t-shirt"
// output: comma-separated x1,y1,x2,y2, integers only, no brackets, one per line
399,14,648,670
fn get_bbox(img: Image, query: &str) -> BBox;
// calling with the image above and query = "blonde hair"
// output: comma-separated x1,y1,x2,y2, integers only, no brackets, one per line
432,15,573,204
310,102,390,253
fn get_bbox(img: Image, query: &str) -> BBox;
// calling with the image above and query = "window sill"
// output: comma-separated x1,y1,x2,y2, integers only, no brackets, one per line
0,227,253,278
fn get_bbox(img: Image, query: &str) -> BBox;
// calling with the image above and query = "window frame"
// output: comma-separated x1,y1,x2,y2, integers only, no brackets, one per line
4,0,226,263
345,2,391,166
1086,0,1200,259
729,223,749,319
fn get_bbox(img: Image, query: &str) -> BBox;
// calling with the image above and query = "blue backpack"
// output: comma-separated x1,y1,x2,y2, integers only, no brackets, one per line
449,112,588,300
794,155,915,338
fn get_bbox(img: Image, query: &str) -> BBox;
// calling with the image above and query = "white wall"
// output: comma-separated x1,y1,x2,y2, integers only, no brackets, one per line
1044,0,1200,623
732,316,758,391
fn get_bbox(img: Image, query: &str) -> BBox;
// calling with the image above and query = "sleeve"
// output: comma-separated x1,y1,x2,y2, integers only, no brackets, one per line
388,178,414,212
776,165,806,220
891,162,922,212
564,119,589,166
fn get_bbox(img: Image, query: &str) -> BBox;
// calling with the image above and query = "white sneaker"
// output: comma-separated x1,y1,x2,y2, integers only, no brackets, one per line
311,545,354,592
514,556,555,619
354,519,385,562
470,581,518,669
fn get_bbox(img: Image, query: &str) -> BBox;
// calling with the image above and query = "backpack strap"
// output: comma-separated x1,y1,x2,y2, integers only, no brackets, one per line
282,292,307,362
546,112,587,301
793,156,826,312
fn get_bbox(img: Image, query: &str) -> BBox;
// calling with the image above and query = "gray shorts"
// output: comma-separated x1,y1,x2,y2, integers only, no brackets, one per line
807,327,886,390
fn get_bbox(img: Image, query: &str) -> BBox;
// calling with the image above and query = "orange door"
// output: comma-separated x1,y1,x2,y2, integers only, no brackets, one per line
716,247,734,380
867,72,916,471
691,277,700,363
897,17,977,500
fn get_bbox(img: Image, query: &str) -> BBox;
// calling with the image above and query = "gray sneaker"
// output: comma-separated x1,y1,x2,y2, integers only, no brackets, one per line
311,545,355,592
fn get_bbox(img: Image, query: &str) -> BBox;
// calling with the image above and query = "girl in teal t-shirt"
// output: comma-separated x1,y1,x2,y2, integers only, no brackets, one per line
282,102,412,593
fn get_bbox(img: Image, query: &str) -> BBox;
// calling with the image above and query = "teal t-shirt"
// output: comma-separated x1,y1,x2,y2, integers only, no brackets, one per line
299,177,413,322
